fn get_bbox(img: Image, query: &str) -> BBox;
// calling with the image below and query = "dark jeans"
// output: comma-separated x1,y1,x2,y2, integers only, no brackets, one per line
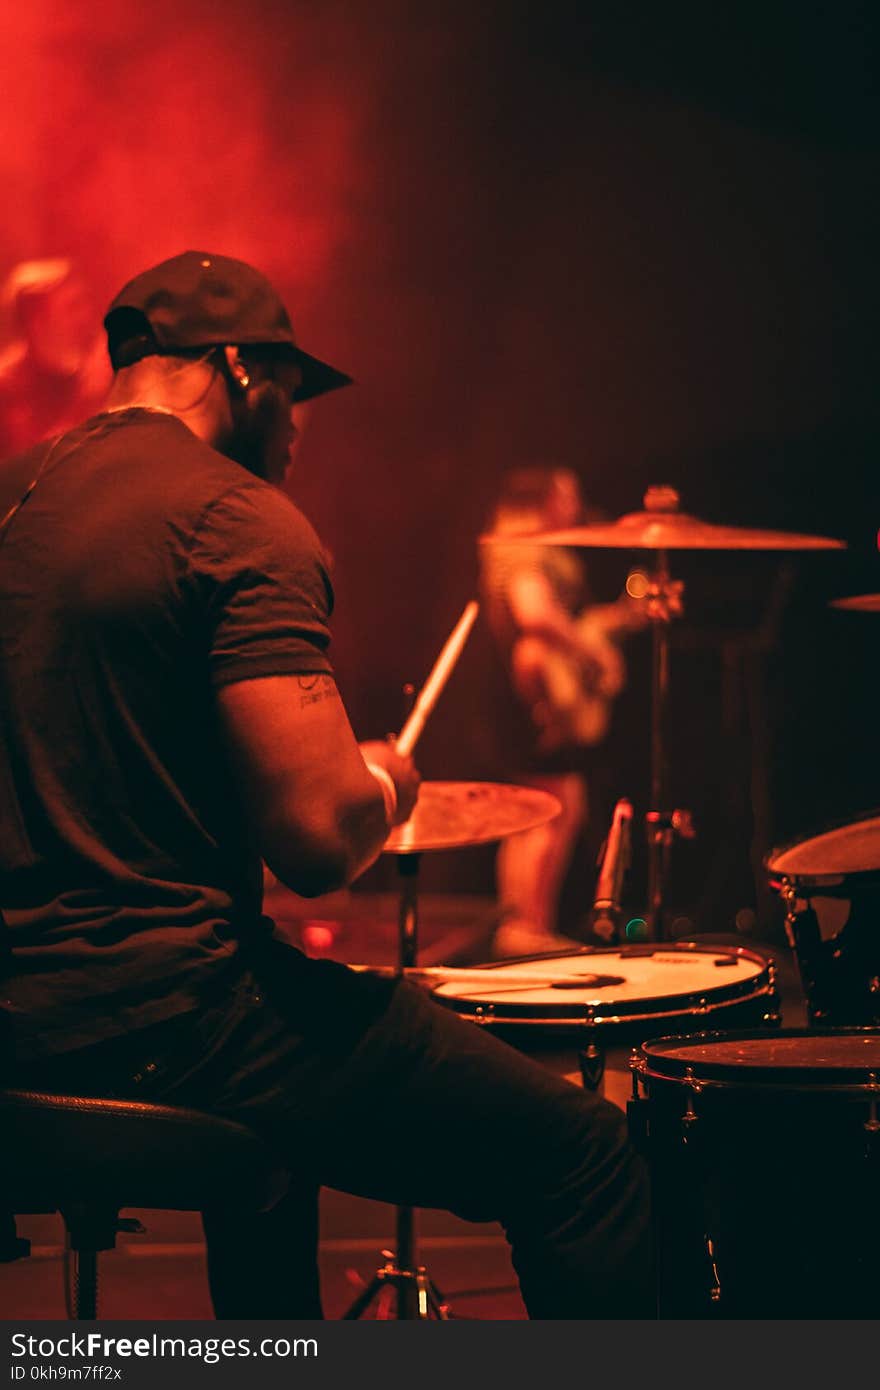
13,941,654,1319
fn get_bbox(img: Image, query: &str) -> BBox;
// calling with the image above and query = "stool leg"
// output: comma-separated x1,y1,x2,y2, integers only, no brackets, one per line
73,1250,98,1320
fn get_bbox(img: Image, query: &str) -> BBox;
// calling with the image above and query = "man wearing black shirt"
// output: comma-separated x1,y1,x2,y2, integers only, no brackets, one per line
0,252,652,1318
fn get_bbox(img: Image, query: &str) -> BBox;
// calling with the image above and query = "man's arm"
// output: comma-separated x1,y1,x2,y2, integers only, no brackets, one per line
508,571,626,698
507,570,582,650
216,673,419,897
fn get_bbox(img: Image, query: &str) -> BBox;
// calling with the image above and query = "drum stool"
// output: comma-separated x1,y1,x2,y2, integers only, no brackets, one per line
0,1089,288,1319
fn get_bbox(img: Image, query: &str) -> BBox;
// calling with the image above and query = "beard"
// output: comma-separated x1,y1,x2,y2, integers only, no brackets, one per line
224,381,290,485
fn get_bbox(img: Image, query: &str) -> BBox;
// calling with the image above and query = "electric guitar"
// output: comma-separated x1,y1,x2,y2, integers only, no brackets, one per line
510,592,647,752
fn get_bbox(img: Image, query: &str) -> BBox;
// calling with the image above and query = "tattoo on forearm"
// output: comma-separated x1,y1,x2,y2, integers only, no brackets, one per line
296,674,336,708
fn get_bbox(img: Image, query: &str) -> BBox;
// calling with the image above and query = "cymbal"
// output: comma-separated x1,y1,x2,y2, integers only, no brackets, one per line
480,486,845,552
766,811,880,883
829,594,880,612
383,781,561,854
485,511,846,551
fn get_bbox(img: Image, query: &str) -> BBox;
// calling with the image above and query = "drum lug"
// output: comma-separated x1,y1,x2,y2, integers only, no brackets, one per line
705,1235,722,1304
628,1048,644,1101
578,1043,605,1093
681,1067,701,1140
781,878,799,950
474,1005,494,1027
865,1075,880,1154
763,962,782,1027
784,872,800,950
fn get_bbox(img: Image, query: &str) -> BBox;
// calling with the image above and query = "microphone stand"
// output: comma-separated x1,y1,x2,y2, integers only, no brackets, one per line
591,797,633,942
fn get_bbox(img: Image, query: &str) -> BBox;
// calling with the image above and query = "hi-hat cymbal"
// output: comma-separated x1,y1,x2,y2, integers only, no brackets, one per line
383,781,561,854
830,594,880,612
480,486,845,552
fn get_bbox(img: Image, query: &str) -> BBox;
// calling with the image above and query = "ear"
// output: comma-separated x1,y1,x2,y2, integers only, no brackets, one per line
223,345,250,390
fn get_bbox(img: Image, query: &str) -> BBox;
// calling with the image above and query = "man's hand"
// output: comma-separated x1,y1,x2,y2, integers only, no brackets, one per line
359,739,421,827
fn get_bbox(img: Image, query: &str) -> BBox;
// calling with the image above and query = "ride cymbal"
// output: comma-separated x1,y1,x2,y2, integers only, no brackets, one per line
480,486,846,552
383,781,561,854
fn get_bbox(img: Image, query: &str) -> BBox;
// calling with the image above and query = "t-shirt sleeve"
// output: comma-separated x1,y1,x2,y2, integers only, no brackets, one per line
188,481,335,688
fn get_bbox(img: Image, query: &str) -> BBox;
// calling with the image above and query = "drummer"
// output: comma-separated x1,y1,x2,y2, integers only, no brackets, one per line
0,251,653,1319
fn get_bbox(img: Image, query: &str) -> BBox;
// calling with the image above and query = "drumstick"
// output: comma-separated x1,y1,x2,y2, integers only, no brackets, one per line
395,600,479,757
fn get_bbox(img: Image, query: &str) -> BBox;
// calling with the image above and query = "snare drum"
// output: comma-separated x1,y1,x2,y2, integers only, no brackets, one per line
632,1028,880,1318
423,944,779,1109
766,811,880,1026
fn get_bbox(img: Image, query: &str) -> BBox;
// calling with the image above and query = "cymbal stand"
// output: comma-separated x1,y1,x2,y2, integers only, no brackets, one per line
344,665,452,1320
343,852,450,1319
642,550,693,939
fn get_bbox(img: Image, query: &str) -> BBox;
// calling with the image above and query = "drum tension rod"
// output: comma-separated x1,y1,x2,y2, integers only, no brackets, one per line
865,1075,880,1146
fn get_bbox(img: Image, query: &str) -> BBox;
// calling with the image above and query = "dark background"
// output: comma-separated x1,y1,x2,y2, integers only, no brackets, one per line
1,1,877,929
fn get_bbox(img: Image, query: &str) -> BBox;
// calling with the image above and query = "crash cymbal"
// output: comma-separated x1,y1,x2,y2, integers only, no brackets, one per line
829,594,880,612
384,781,561,854
480,486,846,552
766,811,880,883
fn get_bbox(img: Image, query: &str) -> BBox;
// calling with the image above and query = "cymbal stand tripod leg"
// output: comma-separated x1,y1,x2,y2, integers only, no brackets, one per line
342,853,450,1319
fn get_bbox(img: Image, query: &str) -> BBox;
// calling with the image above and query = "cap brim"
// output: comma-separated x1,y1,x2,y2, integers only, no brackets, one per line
287,347,353,403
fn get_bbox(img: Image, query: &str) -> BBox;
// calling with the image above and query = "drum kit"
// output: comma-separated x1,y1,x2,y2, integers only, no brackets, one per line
351,486,879,1319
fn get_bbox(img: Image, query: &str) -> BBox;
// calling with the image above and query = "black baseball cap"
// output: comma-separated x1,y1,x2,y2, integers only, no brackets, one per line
104,250,352,402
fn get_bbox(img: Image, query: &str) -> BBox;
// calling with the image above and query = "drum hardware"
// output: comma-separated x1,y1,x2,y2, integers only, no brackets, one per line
628,1049,642,1098
344,1249,446,1322
766,811,880,1028
705,1240,722,1305
345,779,562,1320
578,1042,605,1092
865,1077,879,1145
641,540,687,942
345,609,481,1321
484,485,845,941
426,942,779,1113
780,878,800,950
626,1052,649,1149
680,1069,701,1137
779,877,825,1018
632,1028,880,1316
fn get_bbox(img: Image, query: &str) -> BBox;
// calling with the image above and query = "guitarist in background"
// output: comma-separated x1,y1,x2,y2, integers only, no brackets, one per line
479,467,645,958
0,257,111,459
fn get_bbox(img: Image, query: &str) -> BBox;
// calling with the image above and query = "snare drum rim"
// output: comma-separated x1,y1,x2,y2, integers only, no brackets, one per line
431,942,776,1027
638,1025,880,1092
764,806,880,891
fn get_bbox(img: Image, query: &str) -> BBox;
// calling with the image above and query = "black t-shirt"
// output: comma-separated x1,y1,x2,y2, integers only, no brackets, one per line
0,409,334,1059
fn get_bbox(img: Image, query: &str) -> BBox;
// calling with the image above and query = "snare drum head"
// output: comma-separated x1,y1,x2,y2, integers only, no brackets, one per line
642,1026,880,1085
765,810,880,887
428,944,772,1026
